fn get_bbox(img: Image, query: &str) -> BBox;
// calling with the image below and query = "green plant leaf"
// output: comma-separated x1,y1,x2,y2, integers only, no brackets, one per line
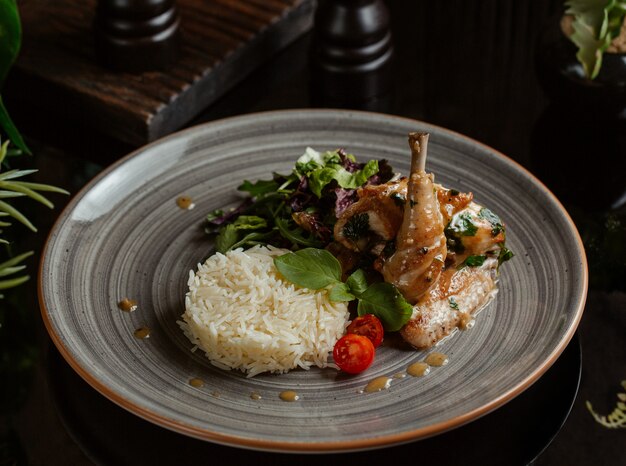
0,199,36,231
0,169,37,181
0,190,25,198
565,0,626,79
0,264,26,277
357,282,413,332
8,181,69,194
0,96,30,154
586,380,626,428
0,273,29,289
273,248,342,290
0,181,54,208
0,0,21,86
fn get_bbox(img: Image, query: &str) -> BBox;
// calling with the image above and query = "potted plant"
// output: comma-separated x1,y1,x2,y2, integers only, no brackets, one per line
535,0,626,116
0,0,68,462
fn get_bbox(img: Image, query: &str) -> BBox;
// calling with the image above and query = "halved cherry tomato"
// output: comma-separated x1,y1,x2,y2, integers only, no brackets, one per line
333,334,375,374
346,314,384,348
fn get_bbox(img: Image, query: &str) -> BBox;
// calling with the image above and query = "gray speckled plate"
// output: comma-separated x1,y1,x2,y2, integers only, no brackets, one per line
39,110,587,452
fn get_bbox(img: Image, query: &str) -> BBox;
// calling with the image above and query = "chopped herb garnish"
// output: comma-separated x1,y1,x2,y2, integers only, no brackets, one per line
449,297,459,310
459,255,487,268
446,236,464,254
498,245,514,266
449,189,460,196
343,213,370,241
382,240,396,258
445,212,478,253
447,212,478,237
478,207,504,236
390,192,406,207
409,199,417,208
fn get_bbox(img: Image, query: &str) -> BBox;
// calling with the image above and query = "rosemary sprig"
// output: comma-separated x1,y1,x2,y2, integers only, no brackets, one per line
0,140,69,293
0,140,69,233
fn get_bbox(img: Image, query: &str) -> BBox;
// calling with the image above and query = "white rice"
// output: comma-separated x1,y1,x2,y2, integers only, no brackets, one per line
179,245,350,377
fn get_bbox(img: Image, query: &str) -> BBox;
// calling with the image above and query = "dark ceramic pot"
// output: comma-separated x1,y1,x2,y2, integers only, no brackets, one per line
532,15,626,210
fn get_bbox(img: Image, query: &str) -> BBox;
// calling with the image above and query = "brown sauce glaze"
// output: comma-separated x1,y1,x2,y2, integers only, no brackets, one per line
364,376,392,393
176,196,195,210
118,298,137,312
425,352,449,367
189,378,204,388
407,361,430,377
133,327,151,339
279,390,300,402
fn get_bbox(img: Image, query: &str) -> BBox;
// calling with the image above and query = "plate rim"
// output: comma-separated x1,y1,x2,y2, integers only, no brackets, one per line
38,108,588,452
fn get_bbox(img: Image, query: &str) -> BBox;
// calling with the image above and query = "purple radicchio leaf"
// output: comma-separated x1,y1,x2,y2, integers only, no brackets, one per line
206,198,253,228
289,176,315,212
338,149,364,173
334,188,358,218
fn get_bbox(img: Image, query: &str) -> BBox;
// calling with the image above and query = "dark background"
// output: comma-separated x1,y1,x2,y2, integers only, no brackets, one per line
2,1,625,465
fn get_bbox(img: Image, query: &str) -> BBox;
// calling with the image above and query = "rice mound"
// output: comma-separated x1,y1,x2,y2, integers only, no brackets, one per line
180,245,350,377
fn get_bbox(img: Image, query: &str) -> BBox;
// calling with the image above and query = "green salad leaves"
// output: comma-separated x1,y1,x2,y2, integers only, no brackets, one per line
205,147,391,254
274,248,413,331
295,148,379,197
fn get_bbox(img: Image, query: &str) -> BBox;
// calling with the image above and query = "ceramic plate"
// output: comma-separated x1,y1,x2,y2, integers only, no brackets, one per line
39,110,587,452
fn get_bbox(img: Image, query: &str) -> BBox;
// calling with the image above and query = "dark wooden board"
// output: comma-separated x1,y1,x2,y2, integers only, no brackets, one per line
12,0,314,146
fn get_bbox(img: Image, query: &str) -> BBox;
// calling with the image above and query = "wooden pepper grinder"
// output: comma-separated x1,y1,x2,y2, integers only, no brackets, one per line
312,0,394,107
94,0,181,72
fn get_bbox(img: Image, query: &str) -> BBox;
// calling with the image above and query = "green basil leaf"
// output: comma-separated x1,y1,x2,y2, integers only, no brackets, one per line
357,282,413,331
328,282,355,302
449,297,459,310
274,248,342,290
346,269,368,296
